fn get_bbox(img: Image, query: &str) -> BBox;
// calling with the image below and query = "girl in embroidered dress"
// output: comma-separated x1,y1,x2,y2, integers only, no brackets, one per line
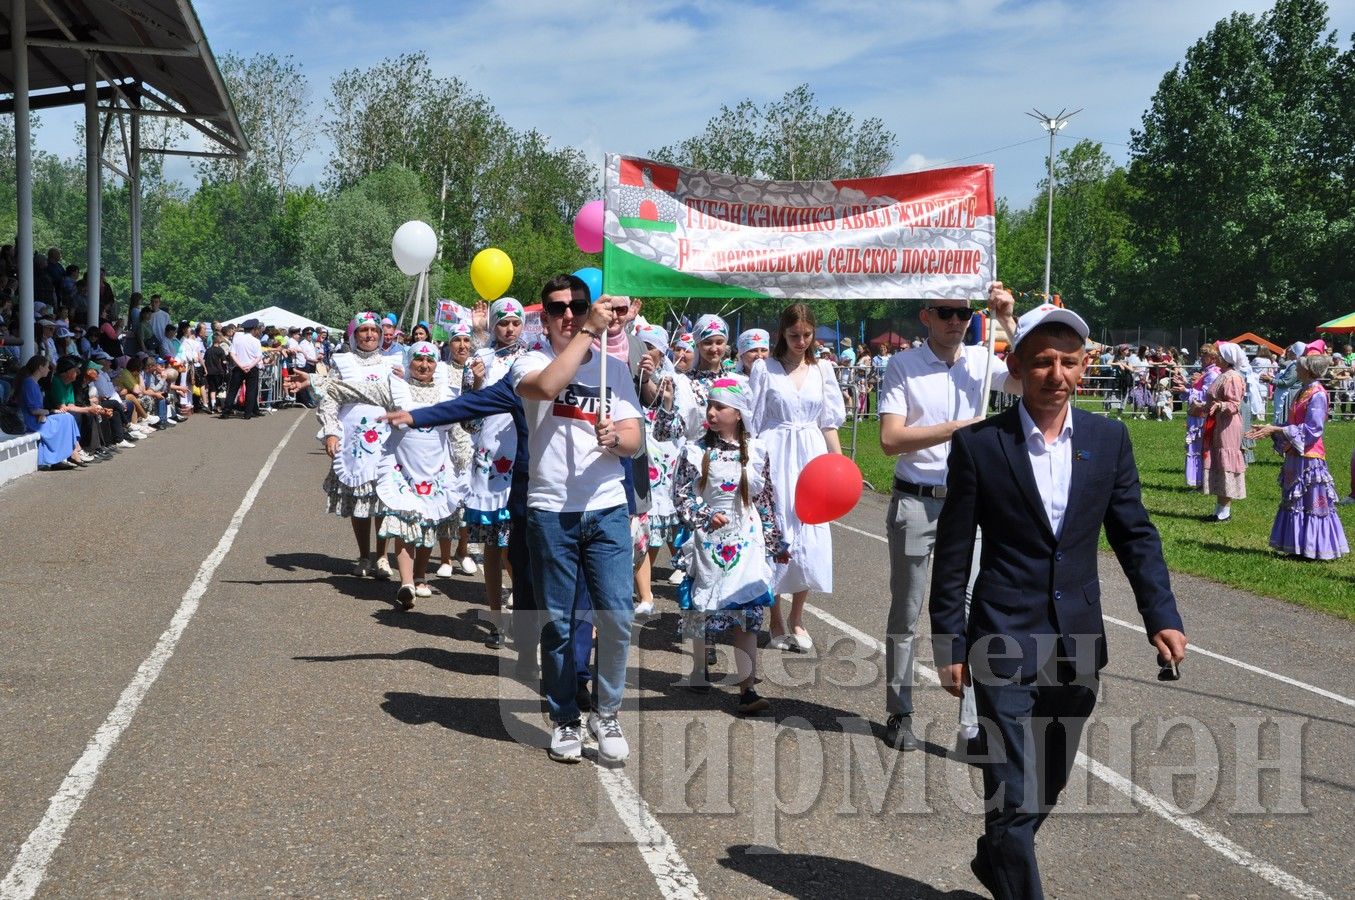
464,298,527,643
317,312,399,579
1247,351,1350,560
632,322,695,613
435,321,476,581
674,376,788,715
297,342,471,609
750,303,846,652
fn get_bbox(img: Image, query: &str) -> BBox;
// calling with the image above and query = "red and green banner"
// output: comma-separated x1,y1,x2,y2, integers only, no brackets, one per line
601,154,995,300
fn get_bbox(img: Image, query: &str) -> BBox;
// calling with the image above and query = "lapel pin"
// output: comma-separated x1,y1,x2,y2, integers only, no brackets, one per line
1075,450,1091,461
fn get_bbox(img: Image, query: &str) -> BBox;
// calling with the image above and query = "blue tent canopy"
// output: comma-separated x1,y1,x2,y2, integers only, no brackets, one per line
814,324,838,342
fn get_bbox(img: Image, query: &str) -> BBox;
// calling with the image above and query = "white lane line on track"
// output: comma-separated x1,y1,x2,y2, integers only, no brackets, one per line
0,415,305,900
596,767,707,900
804,579,1334,899
830,521,1355,711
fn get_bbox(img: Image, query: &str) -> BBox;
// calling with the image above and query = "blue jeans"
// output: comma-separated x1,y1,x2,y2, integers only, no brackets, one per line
527,504,634,722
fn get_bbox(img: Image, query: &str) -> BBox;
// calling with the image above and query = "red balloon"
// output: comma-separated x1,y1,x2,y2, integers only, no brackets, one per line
794,454,864,525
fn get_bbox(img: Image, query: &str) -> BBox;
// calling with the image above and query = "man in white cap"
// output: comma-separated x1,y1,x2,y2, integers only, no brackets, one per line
877,283,1017,756
930,301,1186,900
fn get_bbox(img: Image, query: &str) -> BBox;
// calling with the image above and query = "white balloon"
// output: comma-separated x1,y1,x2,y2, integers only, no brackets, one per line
392,220,438,276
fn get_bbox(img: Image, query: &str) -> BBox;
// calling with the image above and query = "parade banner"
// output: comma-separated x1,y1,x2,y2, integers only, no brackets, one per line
602,154,995,301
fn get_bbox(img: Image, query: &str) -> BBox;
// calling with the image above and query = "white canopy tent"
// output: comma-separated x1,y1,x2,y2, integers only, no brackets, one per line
222,306,328,332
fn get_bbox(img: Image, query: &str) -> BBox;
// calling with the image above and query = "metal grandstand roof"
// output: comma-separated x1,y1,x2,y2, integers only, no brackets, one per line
0,0,248,155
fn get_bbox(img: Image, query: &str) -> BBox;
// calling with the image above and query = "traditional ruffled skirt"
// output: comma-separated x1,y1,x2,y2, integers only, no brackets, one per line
323,469,382,519
463,506,512,547
378,507,464,550
1269,457,1349,560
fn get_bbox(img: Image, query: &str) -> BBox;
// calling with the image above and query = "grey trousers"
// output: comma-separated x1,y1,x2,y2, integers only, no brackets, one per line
884,489,979,727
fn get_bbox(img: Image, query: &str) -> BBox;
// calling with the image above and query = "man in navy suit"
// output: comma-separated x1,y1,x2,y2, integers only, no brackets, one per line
929,303,1188,900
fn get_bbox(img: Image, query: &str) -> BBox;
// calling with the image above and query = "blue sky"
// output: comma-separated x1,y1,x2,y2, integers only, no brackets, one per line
29,0,1355,203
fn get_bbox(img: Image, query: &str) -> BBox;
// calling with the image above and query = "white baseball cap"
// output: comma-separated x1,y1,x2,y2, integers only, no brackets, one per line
1009,303,1089,350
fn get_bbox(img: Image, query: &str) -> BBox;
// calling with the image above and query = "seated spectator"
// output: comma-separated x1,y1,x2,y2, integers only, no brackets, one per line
46,356,110,461
14,355,83,470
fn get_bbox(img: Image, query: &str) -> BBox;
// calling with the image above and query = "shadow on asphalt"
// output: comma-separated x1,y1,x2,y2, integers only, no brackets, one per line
1103,672,1355,730
717,844,984,898
295,646,501,678
379,690,547,746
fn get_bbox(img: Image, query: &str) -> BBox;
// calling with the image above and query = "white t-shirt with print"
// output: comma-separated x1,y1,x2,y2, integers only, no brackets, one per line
511,343,641,513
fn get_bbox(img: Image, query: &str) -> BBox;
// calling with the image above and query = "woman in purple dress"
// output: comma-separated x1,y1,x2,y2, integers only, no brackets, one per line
1184,343,1221,488
1246,352,1349,560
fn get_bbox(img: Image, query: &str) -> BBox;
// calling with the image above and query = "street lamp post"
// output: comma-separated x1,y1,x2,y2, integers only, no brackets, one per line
1026,107,1081,298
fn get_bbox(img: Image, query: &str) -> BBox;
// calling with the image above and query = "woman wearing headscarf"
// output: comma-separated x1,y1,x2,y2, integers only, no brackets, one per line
435,320,477,579
671,332,695,375
1271,342,1306,426
463,297,527,644
1184,343,1222,488
317,311,401,578
632,321,695,612
1194,341,1248,521
296,341,472,607
736,328,770,375
1246,350,1349,559
684,314,731,437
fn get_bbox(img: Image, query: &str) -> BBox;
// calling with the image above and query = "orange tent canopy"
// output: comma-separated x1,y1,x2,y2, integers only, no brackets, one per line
1226,332,1284,356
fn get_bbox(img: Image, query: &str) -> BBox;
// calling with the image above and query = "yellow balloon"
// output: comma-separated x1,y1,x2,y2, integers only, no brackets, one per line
470,247,514,301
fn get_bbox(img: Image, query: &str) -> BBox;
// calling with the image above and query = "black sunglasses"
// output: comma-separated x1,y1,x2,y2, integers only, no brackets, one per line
926,306,970,321
543,299,591,318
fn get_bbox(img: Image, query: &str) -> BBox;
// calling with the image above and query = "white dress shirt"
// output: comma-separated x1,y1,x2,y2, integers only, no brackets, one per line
878,340,1011,485
1017,401,1074,537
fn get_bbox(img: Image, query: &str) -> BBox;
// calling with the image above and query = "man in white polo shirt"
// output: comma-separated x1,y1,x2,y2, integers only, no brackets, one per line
512,273,643,765
877,282,1018,755
221,318,264,419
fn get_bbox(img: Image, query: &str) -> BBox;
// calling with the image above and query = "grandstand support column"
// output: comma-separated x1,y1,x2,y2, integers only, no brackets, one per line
13,0,35,362
130,107,141,293
85,55,102,330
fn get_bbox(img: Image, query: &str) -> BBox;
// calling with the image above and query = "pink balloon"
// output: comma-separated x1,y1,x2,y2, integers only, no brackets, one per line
573,199,604,254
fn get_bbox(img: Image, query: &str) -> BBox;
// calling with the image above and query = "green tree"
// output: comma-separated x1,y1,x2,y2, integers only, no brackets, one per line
1128,0,1351,334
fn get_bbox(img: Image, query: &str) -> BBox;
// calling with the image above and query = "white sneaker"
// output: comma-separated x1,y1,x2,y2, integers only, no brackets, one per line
790,632,814,652
667,569,686,585
116,439,136,449
144,415,160,425
634,599,655,617
78,451,96,463
373,556,393,580
127,429,145,440
768,634,794,651
548,720,583,763
588,713,630,763
414,583,433,598
164,418,177,427
435,562,455,577
458,555,478,576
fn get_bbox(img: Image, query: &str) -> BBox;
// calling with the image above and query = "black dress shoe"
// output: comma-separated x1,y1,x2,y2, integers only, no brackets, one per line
970,846,1000,897
884,714,919,751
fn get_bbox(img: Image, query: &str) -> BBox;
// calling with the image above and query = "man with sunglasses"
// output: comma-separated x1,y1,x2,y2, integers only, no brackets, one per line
877,283,1019,756
511,275,644,765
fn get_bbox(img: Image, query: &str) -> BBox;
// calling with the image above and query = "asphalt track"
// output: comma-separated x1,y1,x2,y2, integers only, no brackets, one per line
1,408,1352,898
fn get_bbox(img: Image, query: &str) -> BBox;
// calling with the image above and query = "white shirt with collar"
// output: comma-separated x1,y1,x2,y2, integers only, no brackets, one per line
230,331,263,370
1017,400,1074,538
879,340,1011,485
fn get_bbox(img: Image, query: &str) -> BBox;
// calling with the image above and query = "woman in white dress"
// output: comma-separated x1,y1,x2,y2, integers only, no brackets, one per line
299,342,471,609
435,321,476,579
317,312,400,579
464,298,527,641
632,322,696,612
750,303,846,651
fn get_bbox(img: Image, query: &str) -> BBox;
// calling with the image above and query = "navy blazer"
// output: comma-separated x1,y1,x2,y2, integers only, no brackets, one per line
929,405,1183,681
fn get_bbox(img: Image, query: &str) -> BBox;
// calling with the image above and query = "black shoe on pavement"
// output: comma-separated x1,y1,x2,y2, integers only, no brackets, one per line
970,837,1000,897
485,626,505,650
575,682,592,712
737,688,770,716
884,714,920,751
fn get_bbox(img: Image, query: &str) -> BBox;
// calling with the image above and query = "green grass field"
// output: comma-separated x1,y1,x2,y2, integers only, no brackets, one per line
840,412,1355,621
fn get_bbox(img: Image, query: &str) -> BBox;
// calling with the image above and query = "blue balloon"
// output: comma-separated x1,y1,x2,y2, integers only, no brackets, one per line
572,266,603,302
